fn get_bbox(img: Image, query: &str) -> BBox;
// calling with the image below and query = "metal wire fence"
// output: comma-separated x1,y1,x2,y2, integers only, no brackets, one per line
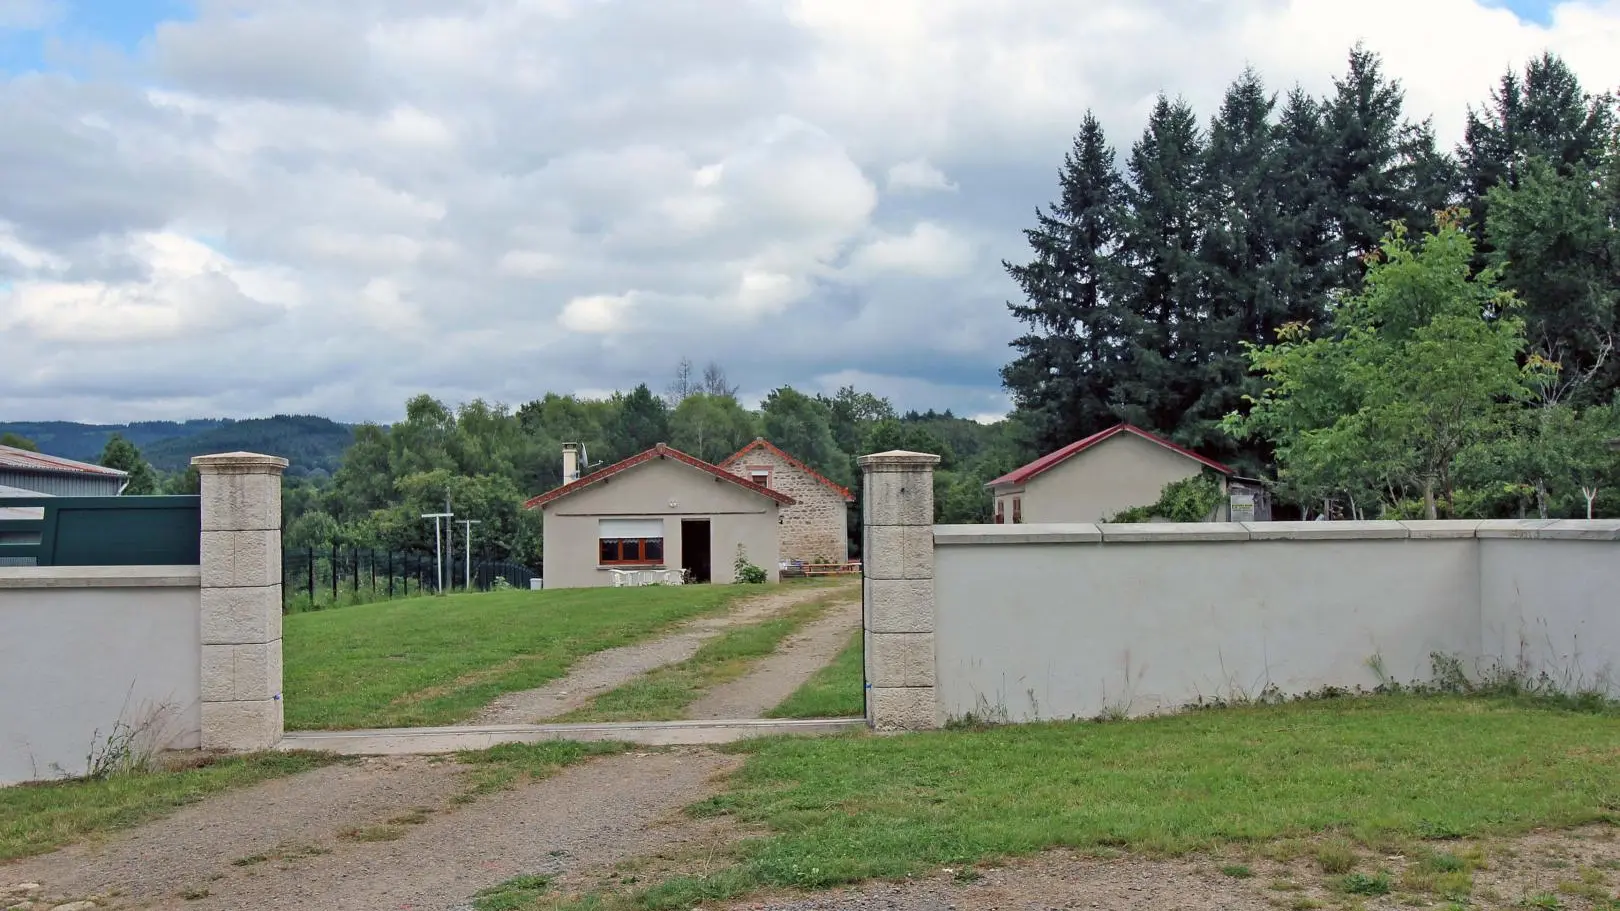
280,546,538,613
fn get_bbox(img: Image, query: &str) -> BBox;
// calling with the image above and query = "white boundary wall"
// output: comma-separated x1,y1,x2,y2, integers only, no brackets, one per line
0,452,287,783
859,452,1620,730
0,567,202,783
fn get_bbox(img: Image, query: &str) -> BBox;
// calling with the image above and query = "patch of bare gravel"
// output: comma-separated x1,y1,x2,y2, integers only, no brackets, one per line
2,755,466,908
3,750,739,911
470,585,844,725
687,596,861,720
722,827,1620,911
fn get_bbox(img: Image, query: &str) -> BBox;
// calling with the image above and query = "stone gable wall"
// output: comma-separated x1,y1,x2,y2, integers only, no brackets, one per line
726,448,849,563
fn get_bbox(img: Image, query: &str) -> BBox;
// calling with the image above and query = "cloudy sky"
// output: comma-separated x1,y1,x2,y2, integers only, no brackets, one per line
1,0,1618,425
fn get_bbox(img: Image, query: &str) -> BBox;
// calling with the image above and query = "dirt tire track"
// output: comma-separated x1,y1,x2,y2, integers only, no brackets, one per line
469,584,842,725
686,596,861,720
4,751,739,911
2,755,467,907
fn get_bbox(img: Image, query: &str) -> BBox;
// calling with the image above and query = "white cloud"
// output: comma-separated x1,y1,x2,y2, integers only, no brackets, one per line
559,292,637,334
0,233,285,343
497,249,563,276
886,158,957,193
848,221,974,278
4,0,1620,423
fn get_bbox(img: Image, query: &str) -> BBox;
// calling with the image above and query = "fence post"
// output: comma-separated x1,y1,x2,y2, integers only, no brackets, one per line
857,449,941,732
306,546,314,604
193,452,289,752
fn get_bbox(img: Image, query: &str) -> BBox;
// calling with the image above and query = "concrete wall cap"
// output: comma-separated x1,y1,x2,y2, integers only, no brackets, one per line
1475,518,1557,538
857,450,942,470
934,523,1103,545
1397,520,1484,539
1534,519,1620,541
0,565,201,589
1100,522,1252,543
191,452,291,474
1244,520,1410,541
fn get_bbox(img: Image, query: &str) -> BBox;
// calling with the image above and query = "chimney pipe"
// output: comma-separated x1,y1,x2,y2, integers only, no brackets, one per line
562,442,580,484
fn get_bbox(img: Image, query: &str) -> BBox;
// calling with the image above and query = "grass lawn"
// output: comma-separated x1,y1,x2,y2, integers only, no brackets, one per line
766,628,863,719
0,751,338,862
560,588,852,722
611,696,1620,908
284,584,766,730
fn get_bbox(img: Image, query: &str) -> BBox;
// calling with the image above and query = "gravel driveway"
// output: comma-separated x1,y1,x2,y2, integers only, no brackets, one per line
4,750,738,910
687,596,860,719
471,584,844,725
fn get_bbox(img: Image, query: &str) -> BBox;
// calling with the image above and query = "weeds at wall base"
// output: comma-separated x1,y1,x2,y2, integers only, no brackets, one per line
941,649,1617,732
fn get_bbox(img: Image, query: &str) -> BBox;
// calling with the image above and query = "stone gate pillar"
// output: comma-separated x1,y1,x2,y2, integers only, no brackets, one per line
192,452,288,751
858,449,941,731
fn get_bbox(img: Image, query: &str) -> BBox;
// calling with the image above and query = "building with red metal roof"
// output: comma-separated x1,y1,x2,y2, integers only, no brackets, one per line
985,423,1235,525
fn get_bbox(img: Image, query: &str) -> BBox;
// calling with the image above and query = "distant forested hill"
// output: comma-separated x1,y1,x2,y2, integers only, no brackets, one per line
143,416,355,477
0,415,356,478
0,420,228,462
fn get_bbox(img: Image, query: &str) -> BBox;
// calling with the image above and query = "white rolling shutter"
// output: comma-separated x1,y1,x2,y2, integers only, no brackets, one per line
599,519,664,539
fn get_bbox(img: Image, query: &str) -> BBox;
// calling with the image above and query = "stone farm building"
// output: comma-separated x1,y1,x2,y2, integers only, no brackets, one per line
524,443,793,589
719,438,854,564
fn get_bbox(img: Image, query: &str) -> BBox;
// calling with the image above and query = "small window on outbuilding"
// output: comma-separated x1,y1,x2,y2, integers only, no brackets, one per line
1012,497,1022,524
995,500,1005,524
748,466,771,487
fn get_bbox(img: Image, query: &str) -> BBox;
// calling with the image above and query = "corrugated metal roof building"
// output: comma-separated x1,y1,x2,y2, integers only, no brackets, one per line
0,444,128,498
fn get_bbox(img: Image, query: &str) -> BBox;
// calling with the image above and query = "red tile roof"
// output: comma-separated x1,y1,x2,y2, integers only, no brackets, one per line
523,442,797,509
0,444,128,478
986,423,1235,489
719,438,855,502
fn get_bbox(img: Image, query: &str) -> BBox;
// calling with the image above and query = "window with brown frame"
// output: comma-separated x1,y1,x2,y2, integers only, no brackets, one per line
599,537,664,565
1012,497,1022,524
995,500,1005,524
748,466,771,487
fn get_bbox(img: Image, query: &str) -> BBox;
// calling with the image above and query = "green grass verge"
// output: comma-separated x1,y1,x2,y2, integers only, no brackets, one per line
455,740,632,800
474,874,553,911
0,751,338,862
609,697,1620,908
559,590,853,723
284,585,767,730
766,628,864,719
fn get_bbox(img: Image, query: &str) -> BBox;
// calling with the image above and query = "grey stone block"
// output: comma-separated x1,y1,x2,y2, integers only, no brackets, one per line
200,471,282,532
200,529,282,588
868,686,940,731
869,633,936,687
865,524,934,581
201,699,283,751
201,585,281,644
865,578,935,633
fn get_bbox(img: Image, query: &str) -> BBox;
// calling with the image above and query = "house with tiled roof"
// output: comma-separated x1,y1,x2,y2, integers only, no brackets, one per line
523,442,795,589
719,438,853,564
985,423,1237,524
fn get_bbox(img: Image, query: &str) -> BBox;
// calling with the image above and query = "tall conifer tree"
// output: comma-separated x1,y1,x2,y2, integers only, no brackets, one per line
1002,113,1129,452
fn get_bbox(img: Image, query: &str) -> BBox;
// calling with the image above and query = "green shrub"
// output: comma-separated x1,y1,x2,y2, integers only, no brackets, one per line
733,545,768,584
1105,472,1227,523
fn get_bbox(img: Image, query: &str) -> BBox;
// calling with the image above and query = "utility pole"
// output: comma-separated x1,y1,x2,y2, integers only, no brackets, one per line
421,511,453,594
459,518,481,591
